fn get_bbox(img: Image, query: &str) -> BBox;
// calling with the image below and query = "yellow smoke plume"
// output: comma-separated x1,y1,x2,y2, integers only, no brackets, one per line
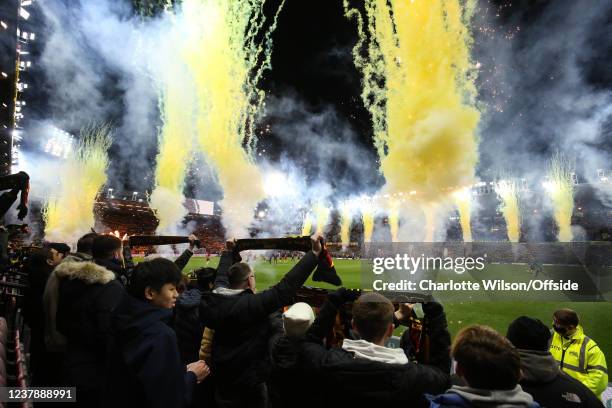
340,202,353,248
345,0,480,236
152,0,284,237
546,154,575,242
150,52,196,233
182,0,283,237
314,202,331,234
302,213,312,236
44,124,112,243
452,188,473,242
387,198,401,242
495,180,522,242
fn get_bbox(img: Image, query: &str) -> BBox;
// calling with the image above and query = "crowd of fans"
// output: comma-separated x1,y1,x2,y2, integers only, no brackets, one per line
0,227,606,408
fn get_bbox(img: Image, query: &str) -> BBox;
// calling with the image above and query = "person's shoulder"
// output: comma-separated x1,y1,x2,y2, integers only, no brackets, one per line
557,371,603,398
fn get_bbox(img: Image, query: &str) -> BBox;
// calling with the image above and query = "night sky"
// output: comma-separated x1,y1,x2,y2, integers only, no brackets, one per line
18,0,612,200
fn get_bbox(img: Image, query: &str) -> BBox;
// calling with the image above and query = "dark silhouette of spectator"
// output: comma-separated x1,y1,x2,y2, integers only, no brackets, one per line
302,290,451,407
200,235,322,408
428,325,540,408
23,247,62,386
507,316,604,407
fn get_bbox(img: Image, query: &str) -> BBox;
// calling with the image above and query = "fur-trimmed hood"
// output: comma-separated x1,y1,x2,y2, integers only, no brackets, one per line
54,261,115,285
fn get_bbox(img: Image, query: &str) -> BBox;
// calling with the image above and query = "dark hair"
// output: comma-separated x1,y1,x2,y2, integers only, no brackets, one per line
351,292,394,343
453,325,520,390
28,248,53,269
506,316,551,351
77,233,98,255
195,267,216,291
92,235,122,260
127,258,182,300
48,242,70,256
228,262,252,288
553,309,579,327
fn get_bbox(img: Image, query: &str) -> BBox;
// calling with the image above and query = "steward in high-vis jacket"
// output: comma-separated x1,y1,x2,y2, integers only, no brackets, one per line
550,309,608,399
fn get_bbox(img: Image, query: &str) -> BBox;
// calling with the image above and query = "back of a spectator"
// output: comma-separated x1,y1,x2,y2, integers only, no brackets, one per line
23,248,62,386
268,302,315,408
301,291,451,408
428,325,540,408
52,235,125,407
174,267,216,365
201,236,322,408
92,235,127,282
43,232,96,354
506,316,604,408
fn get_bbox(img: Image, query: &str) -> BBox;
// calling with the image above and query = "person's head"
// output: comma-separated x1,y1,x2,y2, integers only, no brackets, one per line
76,232,97,255
552,309,579,337
228,262,255,292
47,243,70,263
92,235,122,261
195,267,216,291
127,258,182,309
28,248,56,270
351,292,394,345
283,302,315,339
452,325,521,390
506,316,551,351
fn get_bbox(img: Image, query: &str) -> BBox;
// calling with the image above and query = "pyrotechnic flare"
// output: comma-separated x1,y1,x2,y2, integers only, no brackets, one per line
151,0,284,237
150,34,197,234
361,197,376,243
44,124,112,242
314,202,330,234
345,0,480,238
183,0,284,237
387,198,401,242
340,202,353,249
546,154,575,242
302,213,312,236
452,188,473,242
494,180,522,242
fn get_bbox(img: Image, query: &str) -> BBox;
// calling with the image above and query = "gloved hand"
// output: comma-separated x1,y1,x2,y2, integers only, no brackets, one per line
327,287,361,307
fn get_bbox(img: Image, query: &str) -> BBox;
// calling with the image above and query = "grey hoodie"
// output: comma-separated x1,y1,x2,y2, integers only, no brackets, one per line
518,350,559,383
448,385,538,407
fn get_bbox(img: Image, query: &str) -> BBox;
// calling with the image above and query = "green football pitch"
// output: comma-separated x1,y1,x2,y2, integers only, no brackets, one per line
138,256,612,360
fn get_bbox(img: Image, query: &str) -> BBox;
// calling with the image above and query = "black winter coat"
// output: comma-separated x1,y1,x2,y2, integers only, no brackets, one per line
174,287,204,365
518,350,604,408
201,251,318,390
268,327,307,408
300,299,452,408
54,261,124,405
107,293,197,408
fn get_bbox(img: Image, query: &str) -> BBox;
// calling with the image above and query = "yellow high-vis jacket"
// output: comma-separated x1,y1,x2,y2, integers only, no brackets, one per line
550,325,608,398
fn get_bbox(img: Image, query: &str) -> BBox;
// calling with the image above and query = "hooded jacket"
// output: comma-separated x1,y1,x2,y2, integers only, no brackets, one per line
43,252,93,352
300,298,451,408
106,293,196,408
518,349,604,408
428,385,540,408
53,260,124,405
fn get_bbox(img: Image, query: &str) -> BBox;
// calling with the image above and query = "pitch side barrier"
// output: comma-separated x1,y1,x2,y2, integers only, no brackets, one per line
360,242,612,302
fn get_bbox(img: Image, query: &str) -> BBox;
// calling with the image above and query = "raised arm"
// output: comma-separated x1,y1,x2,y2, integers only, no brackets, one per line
213,240,241,289
174,235,198,272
